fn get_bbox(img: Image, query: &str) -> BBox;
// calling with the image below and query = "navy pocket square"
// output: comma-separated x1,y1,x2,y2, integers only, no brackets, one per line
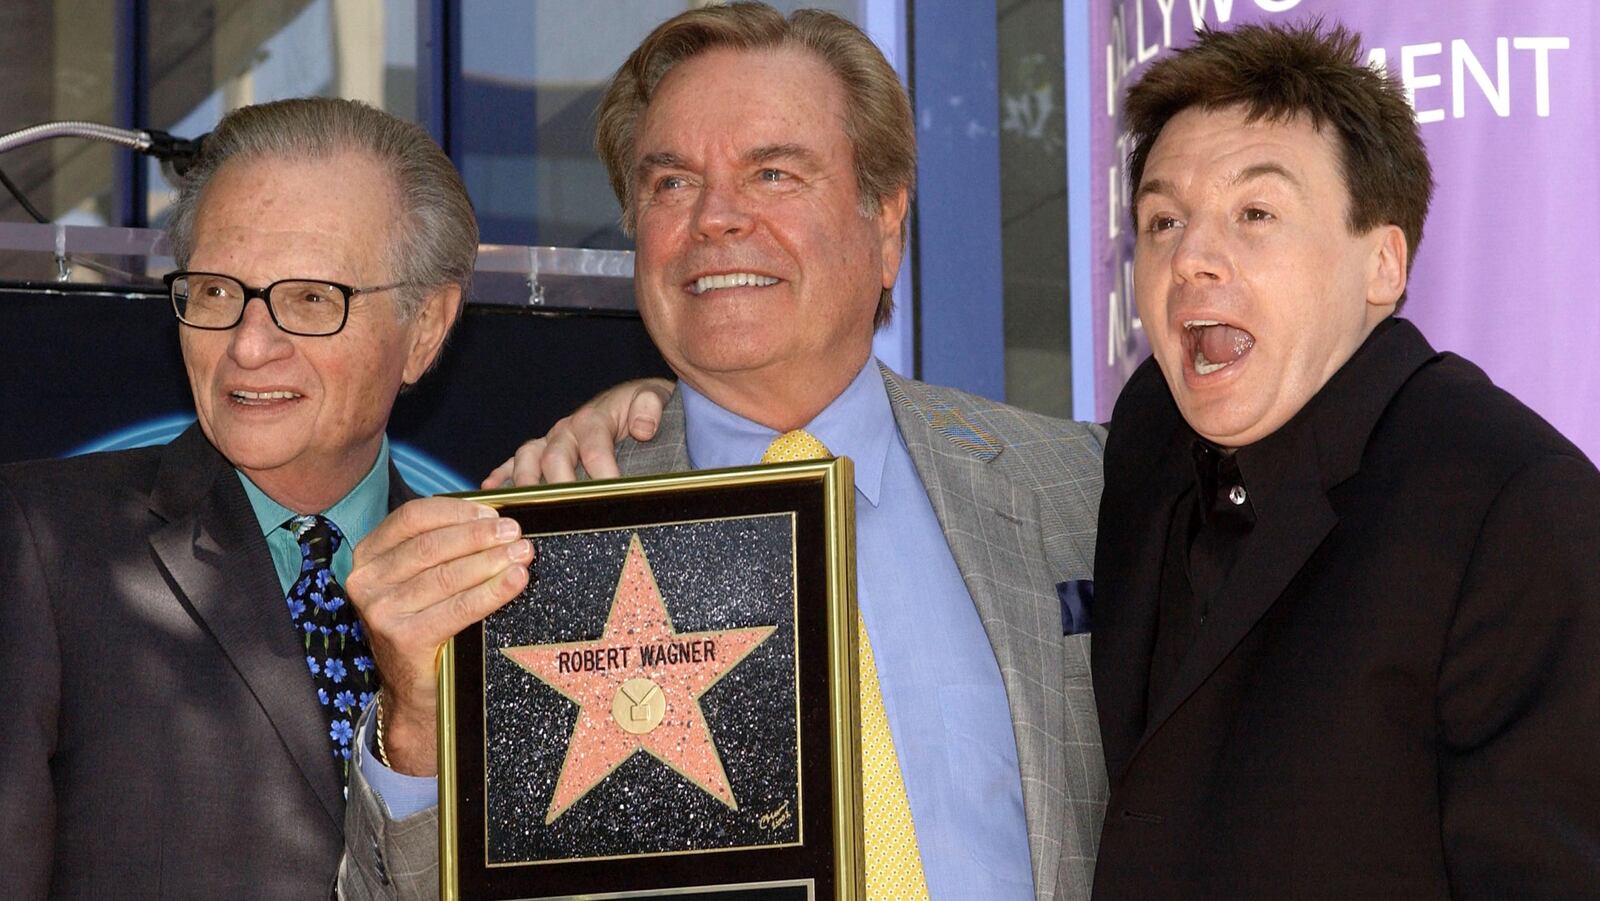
1058,579,1094,635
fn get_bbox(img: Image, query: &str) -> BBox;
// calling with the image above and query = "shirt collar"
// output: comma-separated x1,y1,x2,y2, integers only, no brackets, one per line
237,434,392,543
680,359,894,507
1180,317,1437,502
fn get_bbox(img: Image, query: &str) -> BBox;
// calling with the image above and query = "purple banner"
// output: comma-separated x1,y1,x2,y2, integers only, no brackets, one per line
1089,0,1598,461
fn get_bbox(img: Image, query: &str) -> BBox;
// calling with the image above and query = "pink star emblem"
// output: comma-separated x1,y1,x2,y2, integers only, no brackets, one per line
502,533,777,823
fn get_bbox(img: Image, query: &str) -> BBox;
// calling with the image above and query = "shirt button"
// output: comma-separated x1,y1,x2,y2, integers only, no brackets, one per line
1227,485,1248,506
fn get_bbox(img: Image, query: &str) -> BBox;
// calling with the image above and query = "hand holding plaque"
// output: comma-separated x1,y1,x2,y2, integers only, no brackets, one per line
440,461,863,901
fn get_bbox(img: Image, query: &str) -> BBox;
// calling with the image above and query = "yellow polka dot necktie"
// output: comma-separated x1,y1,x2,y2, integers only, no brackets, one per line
761,430,931,899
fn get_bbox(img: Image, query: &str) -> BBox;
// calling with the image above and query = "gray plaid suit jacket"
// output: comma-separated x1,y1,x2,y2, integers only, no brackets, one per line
340,366,1107,900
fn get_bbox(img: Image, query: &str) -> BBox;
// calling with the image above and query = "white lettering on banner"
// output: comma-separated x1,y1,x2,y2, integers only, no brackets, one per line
1402,42,1447,124
1106,256,1141,367
1513,37,1570,116
1454,38,1510,119
1106,41,1117,116
1369,36,1571,121
1186,0,1236,26
1109,164,1122,240
1136,0,1162,64
1154,0,1178,48
1109,0,1308,117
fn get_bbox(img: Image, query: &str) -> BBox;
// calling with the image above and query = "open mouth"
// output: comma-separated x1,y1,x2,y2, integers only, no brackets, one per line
686,272,780,296
1182,320,1255,376
230,389,302,406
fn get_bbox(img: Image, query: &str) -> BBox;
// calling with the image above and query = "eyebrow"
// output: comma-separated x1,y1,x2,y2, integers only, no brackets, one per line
1231,162,1302,190
1132,177,1174,216
748,143,820,168
635,151,684,181
635,144,823,182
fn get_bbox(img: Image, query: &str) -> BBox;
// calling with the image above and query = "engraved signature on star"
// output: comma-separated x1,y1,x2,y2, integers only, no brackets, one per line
757,799,793,831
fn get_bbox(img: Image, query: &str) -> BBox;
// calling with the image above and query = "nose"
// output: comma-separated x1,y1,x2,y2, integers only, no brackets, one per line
691,179,754,241
1172,215,1233,285
226,295,295,367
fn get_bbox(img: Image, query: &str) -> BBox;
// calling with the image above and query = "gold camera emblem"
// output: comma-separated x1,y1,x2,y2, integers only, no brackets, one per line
611,677,666,734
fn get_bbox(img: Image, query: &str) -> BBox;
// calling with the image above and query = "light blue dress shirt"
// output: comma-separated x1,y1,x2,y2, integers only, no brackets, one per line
239,435,392,594
682,361,1034,900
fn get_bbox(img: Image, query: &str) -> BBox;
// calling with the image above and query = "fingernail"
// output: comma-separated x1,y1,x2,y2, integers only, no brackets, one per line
474,505,497,519
508,539,533,562
495,518,520,540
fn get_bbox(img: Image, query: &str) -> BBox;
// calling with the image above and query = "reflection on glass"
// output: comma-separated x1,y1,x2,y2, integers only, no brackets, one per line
0,0,118,229
144,0,418,228
998,0,1071,418
456,0,859,249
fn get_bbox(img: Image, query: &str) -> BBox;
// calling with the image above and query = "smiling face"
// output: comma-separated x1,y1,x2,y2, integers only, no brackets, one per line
1132,105,1407,448
630,45,907,430
179,151,457,512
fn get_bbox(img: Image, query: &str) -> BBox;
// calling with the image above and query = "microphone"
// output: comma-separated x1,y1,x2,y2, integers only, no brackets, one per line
0,121,208,176
141,129,208,178
0,121,210,224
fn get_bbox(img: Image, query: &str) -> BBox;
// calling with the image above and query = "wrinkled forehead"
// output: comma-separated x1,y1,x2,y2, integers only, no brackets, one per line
190,151,400,275
636,45,849,152
1137,106,1345,207
197,150,402,223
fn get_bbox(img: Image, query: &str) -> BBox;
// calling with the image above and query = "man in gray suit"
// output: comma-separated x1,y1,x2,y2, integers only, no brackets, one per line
0,98,473,898
339,4,1105,900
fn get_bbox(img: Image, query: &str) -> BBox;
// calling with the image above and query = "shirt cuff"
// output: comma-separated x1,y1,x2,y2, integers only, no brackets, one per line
355,707,438,820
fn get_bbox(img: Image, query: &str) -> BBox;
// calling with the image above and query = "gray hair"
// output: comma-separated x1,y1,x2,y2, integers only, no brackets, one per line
165,97,477,319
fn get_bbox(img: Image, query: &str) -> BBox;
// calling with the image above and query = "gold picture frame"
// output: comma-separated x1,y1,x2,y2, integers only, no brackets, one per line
439,460,862,900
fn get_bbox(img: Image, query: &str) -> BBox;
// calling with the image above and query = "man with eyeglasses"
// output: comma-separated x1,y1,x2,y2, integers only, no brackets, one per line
0,97,476,899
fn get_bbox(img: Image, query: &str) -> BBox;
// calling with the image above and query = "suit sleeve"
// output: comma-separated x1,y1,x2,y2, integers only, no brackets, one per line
1437,452,1600,897
0,474,62,897
338,702,439,901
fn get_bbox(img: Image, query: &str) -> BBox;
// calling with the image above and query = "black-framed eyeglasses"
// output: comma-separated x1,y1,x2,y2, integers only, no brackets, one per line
165,271,412,337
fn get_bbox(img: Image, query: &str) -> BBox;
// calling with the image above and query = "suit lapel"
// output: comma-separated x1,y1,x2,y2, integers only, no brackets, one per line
387,459,420,507
883,371,1067,901
1132,428,1337,757
146,427,345,829
1093,453,1186,774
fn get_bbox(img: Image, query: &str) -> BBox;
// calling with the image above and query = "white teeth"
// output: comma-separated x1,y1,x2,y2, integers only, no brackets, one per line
1184,319,1223,329
690,272,780,295
1194,350,1230,375
231,390,300,404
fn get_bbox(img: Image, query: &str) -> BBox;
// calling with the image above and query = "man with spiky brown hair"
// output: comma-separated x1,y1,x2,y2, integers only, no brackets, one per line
1090,21,1600,897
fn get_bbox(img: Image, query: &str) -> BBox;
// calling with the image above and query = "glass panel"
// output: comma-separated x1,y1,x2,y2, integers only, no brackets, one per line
998,0,1071,418
143,0,420,228
456,0,860,249
0,0,118,230
0,221,638,314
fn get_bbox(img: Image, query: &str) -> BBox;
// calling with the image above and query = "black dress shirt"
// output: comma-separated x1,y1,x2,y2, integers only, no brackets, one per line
1146,319,1409,709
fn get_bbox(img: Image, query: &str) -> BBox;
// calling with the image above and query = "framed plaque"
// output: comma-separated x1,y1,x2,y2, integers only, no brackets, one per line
439,460,863,901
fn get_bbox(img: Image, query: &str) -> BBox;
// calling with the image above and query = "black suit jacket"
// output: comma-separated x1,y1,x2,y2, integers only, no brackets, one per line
1091,320,1600,898
0,424,415,899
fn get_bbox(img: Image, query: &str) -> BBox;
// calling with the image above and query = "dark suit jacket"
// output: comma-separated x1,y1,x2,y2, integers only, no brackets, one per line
1091,319,1600,898
0,424,414,899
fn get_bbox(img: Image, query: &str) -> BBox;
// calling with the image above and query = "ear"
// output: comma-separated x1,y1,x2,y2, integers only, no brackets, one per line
1366,224,1408,312
875,186,910,290
402,284,463,384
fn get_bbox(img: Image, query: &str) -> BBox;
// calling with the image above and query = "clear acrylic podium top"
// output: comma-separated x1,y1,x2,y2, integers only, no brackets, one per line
0,222,637,313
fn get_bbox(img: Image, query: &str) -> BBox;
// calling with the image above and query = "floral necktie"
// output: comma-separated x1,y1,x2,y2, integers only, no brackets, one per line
284,514,379,784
